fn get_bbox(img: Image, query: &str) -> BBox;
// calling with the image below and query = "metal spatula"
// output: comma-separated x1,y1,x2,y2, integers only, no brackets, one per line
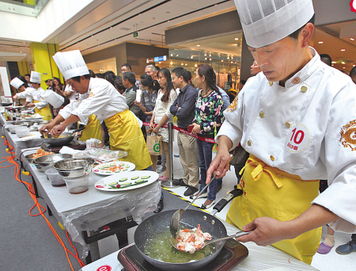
169,180,212,237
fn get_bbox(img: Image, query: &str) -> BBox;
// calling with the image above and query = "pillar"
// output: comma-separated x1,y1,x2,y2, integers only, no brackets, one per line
30,43,62,89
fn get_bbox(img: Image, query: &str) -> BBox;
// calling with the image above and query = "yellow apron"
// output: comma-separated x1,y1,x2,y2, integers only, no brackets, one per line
104,110,152,170
79,114,103,142
34,100,52,121
226,155,321,264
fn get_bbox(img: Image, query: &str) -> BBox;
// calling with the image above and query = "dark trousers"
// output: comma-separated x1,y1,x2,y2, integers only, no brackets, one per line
197,140,222,201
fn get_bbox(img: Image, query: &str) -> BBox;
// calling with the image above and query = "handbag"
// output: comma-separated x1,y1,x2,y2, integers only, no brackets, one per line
146,134,162,156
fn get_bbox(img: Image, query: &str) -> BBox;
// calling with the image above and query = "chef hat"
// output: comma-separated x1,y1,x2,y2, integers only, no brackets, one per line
10,77,25,89
234,0,314,48
30,71,41,84
53,50,89,80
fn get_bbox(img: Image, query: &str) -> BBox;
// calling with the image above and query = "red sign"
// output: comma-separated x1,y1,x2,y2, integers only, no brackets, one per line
350,0,356,12
96,265,112,271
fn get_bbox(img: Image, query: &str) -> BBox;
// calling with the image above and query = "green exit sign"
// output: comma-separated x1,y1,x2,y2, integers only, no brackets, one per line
133,31,138,38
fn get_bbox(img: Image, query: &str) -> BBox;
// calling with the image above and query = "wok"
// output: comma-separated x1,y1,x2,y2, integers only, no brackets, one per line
134,209,227,271
41,127,84,147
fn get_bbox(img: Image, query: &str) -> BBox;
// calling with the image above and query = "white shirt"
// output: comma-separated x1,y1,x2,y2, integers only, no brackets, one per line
153,89,177,122
71,78,128,123
218,48,356,232
16,87,48,108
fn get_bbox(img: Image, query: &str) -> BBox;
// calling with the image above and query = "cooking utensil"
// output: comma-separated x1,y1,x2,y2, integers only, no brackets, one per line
134,209,227,271
33,154,73,172
41,127,84,147
170,181,211,237
171,230,249,252
54,158,95,178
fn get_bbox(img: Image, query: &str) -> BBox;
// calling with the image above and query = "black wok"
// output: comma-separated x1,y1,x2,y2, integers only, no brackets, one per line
42,135,74,147
41,127,84,147
134,209,227,271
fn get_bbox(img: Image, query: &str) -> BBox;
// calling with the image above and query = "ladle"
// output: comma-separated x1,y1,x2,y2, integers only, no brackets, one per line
170,181,211,237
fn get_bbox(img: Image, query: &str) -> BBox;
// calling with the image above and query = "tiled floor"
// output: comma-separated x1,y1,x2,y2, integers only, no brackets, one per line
99,137,356,270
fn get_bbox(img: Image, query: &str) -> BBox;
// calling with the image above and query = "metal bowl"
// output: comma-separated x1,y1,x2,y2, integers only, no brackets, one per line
34,154,73,172
53,158,95,178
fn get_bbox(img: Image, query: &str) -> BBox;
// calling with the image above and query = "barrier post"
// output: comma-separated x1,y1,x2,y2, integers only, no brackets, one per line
162,122,174,188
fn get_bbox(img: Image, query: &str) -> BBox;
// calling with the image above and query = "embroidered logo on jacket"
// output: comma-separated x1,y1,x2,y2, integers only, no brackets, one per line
340,120,356,151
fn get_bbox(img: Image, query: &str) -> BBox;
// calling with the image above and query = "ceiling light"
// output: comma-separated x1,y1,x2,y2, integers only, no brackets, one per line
204,53,207,57
340,48,346,52
185,64,188,66
209,58,212,61
204,57,207,60
232,44,238,46
341,61,346,64
194,64,198,67
221,60,224,62
317,41,324,44
181,63,184,65
332,61,336,64
176,54,179,57
196,44,200,47
190,56,194,59
170,62,173,65
350,38,355,41
234,38,239,41
170,54,173,57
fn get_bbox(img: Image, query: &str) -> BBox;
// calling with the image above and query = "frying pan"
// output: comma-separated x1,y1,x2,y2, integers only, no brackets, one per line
134,209,227,271
41,127,84,147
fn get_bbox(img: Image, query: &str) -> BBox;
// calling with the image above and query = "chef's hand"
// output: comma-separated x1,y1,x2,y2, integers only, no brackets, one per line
39,123,55,134
13,95,18,100
26,103,35,107
206,146,231,184
191,123,201,135
50,123,66,137
236,217,294,246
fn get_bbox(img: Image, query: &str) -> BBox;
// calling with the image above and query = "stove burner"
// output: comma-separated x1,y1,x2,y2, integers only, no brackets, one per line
118,239,248,271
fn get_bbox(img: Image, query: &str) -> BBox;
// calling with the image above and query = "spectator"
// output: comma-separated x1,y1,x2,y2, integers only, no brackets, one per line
45,79,53,90
122,72,142,118
104,71,116,85
145,64,159,81
191,64,224,209
170,67,199,196
150,68,177,181
114,76,126,94
24,73,31,84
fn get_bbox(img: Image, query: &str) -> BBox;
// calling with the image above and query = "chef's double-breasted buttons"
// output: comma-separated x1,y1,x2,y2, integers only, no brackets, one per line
285,122,292,128
259,111,265,118
247,140,252,146
300,86,308,93
270,155,276,161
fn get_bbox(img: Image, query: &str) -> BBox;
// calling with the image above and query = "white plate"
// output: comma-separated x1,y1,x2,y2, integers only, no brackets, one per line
92,161,135,175
94,170,159,192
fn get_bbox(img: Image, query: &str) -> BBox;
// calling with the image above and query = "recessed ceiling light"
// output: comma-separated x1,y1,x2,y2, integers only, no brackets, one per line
196,44,200,47
318,41,324,44
341,61,346,64
340,48,346,52
221,60,224,62
342,67,346,69
232,44,238,46
234,38,239,41
350,38,355,41
332,61,336,64
190,56,194,59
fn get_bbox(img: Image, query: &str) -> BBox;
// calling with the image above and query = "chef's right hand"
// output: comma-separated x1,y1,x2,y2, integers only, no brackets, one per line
206,147,231,184
50,123,66,137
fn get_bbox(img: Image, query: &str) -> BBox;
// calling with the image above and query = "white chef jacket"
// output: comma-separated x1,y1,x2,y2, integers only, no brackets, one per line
59,92,88,121
70,78,128,124
16,87,48,109
218,48,356,232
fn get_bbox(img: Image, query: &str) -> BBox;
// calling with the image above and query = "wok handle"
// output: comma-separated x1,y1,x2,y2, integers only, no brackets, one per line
212,188,243,214
205,230,249,246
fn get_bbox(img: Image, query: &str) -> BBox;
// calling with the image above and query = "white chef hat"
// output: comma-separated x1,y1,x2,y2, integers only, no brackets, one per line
30,71,41,84
234,0,314,48
53,50,89,80
10,77,25,89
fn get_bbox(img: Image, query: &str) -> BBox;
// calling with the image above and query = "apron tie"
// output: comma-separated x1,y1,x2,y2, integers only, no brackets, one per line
247,156,284,189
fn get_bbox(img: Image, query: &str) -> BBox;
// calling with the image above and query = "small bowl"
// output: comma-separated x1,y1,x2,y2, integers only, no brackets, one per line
45,168,65,187
53,158,95,178
34,154,73,172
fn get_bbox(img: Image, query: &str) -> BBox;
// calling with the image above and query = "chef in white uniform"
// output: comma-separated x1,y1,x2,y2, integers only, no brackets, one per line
13,71,64,121
207,0,356,264
47,50,151,170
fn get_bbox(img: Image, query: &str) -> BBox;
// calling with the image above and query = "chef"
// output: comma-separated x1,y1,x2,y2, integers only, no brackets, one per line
12,73,64,121
207,0,356,264
48,50,151,170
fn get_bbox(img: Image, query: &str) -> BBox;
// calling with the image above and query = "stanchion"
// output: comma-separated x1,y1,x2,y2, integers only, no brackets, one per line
162,122,174,188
